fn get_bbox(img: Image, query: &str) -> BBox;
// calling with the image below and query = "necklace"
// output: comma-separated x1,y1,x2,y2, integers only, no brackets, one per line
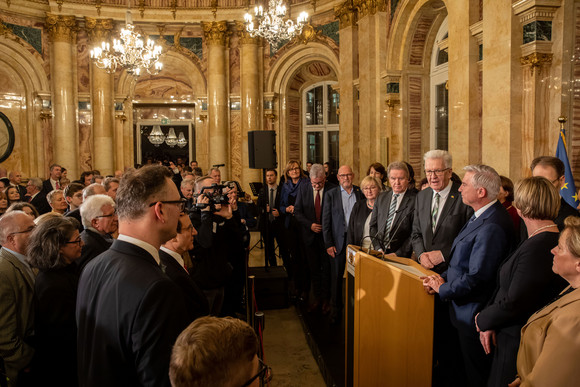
529,224,557,238
367,201,374,209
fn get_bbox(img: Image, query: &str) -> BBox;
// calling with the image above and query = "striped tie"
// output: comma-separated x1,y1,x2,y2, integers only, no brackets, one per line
431,193,440,232
385,193,399,235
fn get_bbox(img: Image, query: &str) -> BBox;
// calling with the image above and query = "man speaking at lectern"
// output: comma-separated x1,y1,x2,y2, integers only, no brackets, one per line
423,164,514,387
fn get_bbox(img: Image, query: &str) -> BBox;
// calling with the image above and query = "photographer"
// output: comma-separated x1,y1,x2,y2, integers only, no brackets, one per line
188,177,244,316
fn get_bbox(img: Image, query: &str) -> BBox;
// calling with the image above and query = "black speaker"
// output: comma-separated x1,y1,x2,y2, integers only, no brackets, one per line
248,130,277,169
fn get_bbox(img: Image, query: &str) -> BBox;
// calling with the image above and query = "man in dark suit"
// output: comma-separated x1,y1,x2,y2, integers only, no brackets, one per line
8,171,26,200
76,165,189,387
26,177,51,215
322,165,364,323
42,163,62,193
424,164,514,387
370,161,417,257
77,194,117,271
160,212,209,321
411,150,473,274
530,156,579,230
257,168,285,268
294,164,336,313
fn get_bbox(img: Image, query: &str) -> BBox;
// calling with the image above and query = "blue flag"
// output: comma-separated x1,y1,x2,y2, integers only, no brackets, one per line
556,128,580,209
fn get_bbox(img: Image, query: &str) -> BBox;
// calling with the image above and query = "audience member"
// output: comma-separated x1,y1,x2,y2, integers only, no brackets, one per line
510,216,580,386
169,316,268,387
6,202,39,219
27,178,51,215
5,186,21,207
91,175,104,185
323,165,363,324
34,212,62,225
209,167,221,185
367,162,389,191
114,170,123,179
323,161,339,185
0,192,7,216
80,171,94,187
180,179,195,212
423,164,514,387
348,176,381,249
0,211,36,387
77,194,117,271
47,189,67,215
102,177,119,200
475,176,567,387
8,171,26,199
64,183,85,227
27,217,82,387
42,164,62,192
404,161,419,193
257,169,287,269
76,165,190,387
498,175,520,233
0,178,6,191
370,161,417,257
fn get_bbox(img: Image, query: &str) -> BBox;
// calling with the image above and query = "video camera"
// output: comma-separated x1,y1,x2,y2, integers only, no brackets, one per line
191,182,236,212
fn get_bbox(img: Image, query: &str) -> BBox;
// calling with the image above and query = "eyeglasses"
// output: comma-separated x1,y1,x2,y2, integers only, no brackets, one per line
338,173,353,178
362,186,379,191
65,236,82,246
289,167,301,172
9,225,36,236
240,359,272,387
148,199,186,212
425,168,450,176
95,210,117,219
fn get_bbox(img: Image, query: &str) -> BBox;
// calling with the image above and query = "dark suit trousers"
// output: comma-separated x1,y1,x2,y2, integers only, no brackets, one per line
304,234,330,303
330,242,346,314
488,330,519,387
264,220,284,268
457,328,492,387
287,219,309,293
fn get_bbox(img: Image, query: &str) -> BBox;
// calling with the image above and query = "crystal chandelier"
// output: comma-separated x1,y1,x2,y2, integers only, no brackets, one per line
244,0,308,45
177,132,188,148
165,128,178,147
148,125,165,147
90,9,163,76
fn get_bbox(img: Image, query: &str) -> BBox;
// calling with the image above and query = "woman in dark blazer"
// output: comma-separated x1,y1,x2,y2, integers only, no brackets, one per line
347,176,381,249
475,177,567,387
27,217,83,387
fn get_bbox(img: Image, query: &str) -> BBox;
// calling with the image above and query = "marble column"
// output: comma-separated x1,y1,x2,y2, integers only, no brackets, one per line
46,14,79,178
237,22,262,185
85,17,115,176
385,80,402,162
114,105,127,171
335,1,359,174
202,21,230,179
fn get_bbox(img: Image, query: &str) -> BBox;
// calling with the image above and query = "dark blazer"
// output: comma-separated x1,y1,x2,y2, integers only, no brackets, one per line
476,232,567,387
257,184,283,232
159,249,209,321
411,182,473,273
76,240,189,387
41,179,54,194
33,264,79,387
64,208,83,233
439,201,514,333
30,192,51,215
346,199,372,247
369,189,417,257
77,229,113,272
322,185,364,255
555,197,578,230
294,182,337,245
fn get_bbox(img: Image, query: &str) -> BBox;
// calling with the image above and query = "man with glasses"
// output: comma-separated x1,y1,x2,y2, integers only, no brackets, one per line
170,316,271,387
26,177,51,215
294,163,337,314
77,194,118,271
322,165,364,324
370,161,417,257
0,211,36,387
76,165,189,387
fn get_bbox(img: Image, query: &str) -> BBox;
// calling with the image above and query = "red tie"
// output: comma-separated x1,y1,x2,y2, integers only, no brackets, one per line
183,264,189,274
315,190,321,223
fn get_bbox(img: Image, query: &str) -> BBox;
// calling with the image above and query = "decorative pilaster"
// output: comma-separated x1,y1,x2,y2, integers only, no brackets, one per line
86,17,115,175
334,0,357,29
46,13,79,178
203,21,230,178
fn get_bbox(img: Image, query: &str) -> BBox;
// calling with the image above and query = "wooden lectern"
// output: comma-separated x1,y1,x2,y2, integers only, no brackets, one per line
345,246,437,387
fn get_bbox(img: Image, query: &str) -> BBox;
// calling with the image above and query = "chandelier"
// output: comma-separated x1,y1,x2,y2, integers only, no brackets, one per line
177,132,188,148
148,125,165,147
147,126,189,148
89,10,163,76
165,128,178,147
244,0,308,45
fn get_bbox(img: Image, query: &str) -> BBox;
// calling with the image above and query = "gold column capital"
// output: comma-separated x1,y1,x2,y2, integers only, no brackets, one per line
84,17,114,43
235,21,261,45
354,0,387,18
46,14,78,43
202,21,230,46
521,52,552,75
334,1,357,29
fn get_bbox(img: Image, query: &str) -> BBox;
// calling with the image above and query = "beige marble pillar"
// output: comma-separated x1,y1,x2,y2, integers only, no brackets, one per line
237,22,262,185
114,107,126,171
202,21,230,179
385,78,402,162
46,14,79,178
85,17,115,176
335,2,359,174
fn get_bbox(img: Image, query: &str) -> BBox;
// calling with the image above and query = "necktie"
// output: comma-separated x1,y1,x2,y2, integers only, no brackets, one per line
431,193,440,232
269,188,275,222
384,193,399,236
315,190,321,223
56,180,61,190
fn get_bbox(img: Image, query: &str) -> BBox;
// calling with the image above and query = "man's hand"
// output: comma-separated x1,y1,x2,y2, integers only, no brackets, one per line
214,203,233,219
197,194,210,212
508,378,521,387
419,250,444,269
272,208,279,217
228,194,238,211
286,205,294,214
479,330,496,355
421,274,445,293
311,223,322,233
420,276,437,295
327,246,337,258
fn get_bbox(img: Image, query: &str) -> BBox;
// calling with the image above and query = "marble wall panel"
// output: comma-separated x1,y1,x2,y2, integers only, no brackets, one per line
288,95,300,161
408,76,422,175
134,67,194,100
571,4,580,184
230,111,242,182
230,34,240,95
78,110,93,172
77,31,90,93
409,14,435,66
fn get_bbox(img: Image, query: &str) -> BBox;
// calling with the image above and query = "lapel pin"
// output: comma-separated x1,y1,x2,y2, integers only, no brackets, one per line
451,195,455,199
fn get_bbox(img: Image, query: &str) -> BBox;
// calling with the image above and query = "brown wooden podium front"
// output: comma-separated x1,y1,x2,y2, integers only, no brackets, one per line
345,246,436,387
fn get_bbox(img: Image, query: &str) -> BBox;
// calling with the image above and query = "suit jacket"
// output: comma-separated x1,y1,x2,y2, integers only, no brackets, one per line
77,229,113,272
41,179,54,194
76,240,189,387
411,181,473,273
369,189,417,258
65,208,83,233
257,184,283,232
159,250,209,321
294,182,337,246
30,191,51,215
517,286,580,386
439,201,514,333
346,199,372,247
322,185,364,255
0,248,35,386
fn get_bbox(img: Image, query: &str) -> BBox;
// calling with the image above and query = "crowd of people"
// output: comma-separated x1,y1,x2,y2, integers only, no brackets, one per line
1,150,580,386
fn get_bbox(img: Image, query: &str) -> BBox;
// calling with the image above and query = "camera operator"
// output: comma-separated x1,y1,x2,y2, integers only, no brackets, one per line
188,177,244,316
